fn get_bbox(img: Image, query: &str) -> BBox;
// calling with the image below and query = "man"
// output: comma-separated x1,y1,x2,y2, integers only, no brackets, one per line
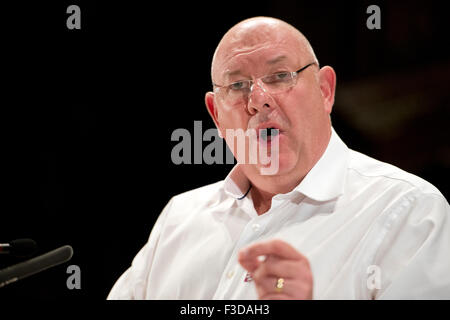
108,17,450,299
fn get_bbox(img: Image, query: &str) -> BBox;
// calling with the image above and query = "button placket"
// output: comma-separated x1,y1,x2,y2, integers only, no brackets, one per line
226,269,235,279
213,216,267,298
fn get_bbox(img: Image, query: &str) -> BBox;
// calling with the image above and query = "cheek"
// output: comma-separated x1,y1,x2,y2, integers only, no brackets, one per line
217,106,248,130
282,87,324,129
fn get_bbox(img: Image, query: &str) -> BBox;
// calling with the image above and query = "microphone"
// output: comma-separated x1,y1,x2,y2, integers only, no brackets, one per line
0,239,37,257
0,245,73,288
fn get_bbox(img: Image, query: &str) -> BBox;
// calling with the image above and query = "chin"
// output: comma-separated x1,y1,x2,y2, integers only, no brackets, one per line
256,153,296,176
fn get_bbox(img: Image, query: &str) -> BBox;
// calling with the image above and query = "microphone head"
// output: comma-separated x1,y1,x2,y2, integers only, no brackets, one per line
10,239,38,257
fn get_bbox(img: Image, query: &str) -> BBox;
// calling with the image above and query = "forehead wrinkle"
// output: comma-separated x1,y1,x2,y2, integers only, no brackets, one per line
219,44,291,81
221,36,288,62
222,42,279,65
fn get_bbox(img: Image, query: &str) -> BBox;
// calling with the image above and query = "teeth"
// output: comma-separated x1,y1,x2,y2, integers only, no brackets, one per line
261,130,268,141
260,128,279,141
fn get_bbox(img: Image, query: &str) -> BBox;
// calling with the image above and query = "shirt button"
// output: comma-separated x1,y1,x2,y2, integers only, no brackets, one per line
252,224,260,232
227,270,235,279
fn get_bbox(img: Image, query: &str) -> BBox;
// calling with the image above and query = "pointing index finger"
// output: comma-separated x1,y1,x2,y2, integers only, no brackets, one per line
240,239,304,262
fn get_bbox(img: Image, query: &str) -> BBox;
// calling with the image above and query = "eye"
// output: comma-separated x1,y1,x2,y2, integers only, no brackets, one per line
274,72,291,81
263,72,291,83
229,81,249,90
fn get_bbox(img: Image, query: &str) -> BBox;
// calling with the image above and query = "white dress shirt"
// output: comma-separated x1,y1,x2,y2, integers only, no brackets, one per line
107,128,450,299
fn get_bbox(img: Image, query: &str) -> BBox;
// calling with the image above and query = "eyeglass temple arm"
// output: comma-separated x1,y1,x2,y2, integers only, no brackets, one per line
295,62,317,74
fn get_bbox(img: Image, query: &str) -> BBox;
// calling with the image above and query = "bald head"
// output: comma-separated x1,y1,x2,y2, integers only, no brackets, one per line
211,17,318,83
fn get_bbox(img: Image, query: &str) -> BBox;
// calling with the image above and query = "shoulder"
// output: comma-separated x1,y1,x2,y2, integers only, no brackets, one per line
344,149,449,221
347,149,444,198
346,151,449,258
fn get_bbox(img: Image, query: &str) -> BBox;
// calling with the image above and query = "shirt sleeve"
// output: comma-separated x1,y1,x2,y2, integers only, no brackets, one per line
106,198,173,300
373,192,450,299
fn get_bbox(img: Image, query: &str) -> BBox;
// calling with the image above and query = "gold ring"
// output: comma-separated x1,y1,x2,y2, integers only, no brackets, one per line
275,278,284,293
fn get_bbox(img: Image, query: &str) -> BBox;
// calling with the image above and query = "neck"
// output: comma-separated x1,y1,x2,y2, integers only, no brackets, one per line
250,169,308,215
247,127,332,215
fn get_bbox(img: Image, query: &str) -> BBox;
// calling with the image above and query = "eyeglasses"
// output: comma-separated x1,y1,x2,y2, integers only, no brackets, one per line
213,62,317,104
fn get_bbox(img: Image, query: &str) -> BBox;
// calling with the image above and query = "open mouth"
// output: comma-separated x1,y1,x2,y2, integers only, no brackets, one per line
260,127,280,141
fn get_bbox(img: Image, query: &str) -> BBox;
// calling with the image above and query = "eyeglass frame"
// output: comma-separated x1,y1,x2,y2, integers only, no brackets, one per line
212,61,318,100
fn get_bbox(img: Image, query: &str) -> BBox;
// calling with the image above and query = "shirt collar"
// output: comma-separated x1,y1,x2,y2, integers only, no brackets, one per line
223,164,251,200
293,127,349,201
223,127,349,202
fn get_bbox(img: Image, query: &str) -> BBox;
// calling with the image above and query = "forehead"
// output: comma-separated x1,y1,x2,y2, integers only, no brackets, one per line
213,25,307,81
221,46,297,78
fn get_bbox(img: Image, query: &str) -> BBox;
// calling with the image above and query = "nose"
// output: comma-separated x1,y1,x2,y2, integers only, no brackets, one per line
247,80,272,115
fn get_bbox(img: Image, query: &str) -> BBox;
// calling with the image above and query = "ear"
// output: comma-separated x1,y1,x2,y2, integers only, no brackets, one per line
205,92,223,138
318,66,336,114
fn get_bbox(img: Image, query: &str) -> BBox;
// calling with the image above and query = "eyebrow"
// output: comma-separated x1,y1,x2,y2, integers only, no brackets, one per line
224,69,242,78
267,55,288,65
223,55,289,79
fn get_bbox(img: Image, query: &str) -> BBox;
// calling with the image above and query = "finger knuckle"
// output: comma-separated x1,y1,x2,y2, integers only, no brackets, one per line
272,239,284,249
253,269,263,281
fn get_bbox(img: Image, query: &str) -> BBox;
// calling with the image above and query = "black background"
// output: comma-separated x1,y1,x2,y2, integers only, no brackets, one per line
1,0,449,301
